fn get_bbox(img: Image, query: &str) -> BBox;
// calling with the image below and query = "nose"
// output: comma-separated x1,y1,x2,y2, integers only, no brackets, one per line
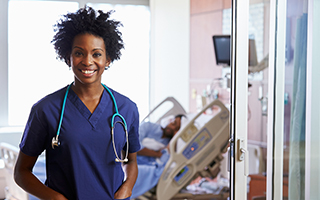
82,55,93,66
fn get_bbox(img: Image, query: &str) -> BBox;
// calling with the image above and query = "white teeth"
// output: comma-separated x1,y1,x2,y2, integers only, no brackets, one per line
82,70,94,74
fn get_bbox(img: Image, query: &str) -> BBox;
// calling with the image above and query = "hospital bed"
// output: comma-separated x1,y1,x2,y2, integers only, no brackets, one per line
0,142,27,200
136,97,230,200
0,143,46,200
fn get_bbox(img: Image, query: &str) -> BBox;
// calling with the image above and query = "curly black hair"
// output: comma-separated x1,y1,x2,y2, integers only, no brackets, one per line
51,6,124,67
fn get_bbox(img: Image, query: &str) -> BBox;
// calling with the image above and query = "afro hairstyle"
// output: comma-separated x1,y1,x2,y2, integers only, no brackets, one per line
51,6,124,67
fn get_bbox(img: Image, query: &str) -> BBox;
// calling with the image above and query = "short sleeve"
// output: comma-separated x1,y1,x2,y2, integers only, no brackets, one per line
19,105,48,157
126,106,141,153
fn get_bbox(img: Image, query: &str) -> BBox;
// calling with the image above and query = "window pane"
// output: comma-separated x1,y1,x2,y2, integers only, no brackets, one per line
8,1,79,126
285,0,308,199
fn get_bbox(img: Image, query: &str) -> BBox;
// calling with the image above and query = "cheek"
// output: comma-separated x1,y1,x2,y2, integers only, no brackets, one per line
70,56,80,67
97,59,107,68
97,64,106,72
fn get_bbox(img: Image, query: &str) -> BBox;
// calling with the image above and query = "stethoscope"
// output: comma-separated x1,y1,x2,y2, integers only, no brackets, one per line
51,82,129,163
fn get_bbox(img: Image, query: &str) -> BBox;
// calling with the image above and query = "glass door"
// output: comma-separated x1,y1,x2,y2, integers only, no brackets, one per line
231,0,318,199
265,0,311,199
229,0,287,199
246,1,271,200
283,0,308,199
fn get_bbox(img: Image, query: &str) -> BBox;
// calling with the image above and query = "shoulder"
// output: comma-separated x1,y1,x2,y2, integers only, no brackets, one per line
108,87,136,106
31,85,69,113
103,85,140,124
103,85,138,113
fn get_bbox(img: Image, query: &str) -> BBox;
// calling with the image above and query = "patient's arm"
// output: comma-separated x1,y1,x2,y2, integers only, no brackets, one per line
137,147,163,158
14,151,67,200
114,152,138,199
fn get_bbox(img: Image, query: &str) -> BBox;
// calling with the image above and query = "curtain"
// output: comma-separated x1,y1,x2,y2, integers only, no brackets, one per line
288,13,308,200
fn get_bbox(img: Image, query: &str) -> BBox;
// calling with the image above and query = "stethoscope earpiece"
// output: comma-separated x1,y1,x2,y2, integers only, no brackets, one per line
52,82,129,163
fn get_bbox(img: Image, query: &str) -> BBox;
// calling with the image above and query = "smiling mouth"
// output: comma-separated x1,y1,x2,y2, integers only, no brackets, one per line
81,70,96,74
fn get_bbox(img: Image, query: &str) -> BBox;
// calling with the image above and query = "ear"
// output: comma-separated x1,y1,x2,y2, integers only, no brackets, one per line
105,57,111,67
66,55,71,67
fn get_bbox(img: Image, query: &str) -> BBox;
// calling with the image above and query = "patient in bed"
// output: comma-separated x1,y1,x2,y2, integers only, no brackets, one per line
131,115,188,198
136,114,187,165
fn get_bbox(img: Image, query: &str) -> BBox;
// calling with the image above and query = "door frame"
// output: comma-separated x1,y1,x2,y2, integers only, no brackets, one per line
230,0,249,199
266,0,287,199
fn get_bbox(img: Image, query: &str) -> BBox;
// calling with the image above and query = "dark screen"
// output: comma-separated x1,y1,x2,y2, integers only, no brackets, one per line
212,35,231,66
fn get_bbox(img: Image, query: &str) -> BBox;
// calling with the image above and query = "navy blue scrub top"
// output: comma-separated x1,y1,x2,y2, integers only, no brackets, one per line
20,84,141,200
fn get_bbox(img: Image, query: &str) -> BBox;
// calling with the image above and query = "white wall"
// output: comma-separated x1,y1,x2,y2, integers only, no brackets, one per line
149,0,190,112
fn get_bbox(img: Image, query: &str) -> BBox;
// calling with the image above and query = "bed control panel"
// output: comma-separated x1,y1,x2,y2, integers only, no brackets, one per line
182,128,212,159
180,124,198,142
174,165,192,185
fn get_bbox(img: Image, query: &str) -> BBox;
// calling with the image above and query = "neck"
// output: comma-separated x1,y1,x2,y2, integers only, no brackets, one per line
71,80,104,100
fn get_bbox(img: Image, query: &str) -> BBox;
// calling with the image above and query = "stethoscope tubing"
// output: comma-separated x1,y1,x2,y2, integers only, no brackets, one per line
102,84,127,129
52,82,129,163
57,84,72,138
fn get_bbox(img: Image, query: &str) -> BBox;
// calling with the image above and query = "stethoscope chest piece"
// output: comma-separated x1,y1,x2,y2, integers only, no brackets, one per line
52,136,60,149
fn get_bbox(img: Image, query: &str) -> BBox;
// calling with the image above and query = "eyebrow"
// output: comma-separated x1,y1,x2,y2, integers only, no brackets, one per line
73,46,105,52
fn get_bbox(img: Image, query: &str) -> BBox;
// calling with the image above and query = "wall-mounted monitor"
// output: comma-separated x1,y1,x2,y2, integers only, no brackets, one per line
212,35,230,66
212,35,258,67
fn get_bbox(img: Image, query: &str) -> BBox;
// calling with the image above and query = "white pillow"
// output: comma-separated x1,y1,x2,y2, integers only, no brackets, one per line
142,138,165,151
160,115,175,128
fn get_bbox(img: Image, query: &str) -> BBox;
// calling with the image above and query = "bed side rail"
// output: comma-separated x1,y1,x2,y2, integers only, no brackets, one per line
156,99,229,200
141,97,187,124
0,143,29,200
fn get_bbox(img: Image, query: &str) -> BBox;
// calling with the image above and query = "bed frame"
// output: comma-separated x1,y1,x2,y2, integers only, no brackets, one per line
137,98,230,200
0,143,28,200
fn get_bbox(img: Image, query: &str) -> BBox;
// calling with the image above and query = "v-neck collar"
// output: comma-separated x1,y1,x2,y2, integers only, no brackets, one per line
68,88,109,128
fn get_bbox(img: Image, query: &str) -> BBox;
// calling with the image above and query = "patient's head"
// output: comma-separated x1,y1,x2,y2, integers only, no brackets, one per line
162,114,186,138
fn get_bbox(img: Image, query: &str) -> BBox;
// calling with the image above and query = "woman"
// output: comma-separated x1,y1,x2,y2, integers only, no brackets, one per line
14,6,140,200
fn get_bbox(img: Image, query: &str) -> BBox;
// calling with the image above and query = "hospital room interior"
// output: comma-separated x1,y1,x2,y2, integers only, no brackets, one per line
0,0,318,199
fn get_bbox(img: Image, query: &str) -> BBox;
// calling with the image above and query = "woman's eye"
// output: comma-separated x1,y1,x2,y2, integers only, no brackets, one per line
74,52,82,56
93,52,102,57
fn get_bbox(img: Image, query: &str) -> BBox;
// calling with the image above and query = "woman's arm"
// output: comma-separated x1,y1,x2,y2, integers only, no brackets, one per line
114,152,138,199
14,151,67,200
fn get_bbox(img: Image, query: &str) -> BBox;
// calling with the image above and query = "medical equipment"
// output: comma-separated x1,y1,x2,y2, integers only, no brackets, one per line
51,82,129,163
157,99,230,200
134,97,230,200
0,143,29,200
0,143,46,200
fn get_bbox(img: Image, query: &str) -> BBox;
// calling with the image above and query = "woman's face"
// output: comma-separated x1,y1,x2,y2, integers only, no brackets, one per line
70,33,110,86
